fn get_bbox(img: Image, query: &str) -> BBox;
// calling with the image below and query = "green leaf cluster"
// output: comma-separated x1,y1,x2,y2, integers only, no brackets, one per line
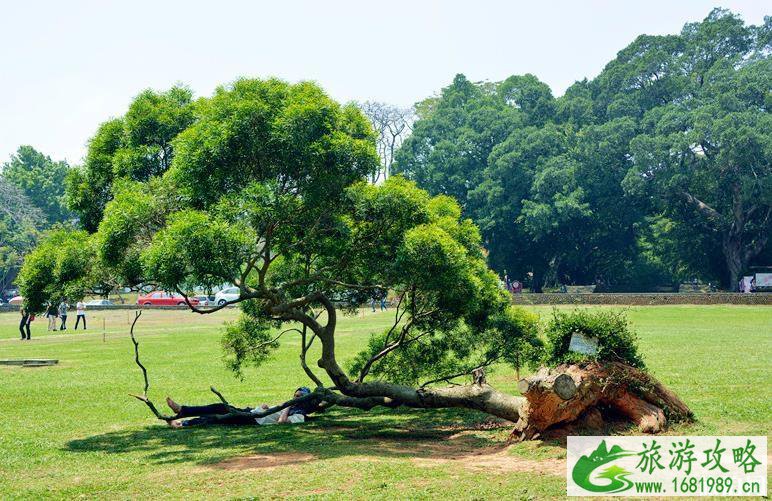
543,309,645,368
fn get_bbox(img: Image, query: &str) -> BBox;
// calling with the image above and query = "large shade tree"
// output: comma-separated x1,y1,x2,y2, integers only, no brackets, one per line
20,78,546,422
623,21,771,287
0,145,71,293
393,74,522,204
394,9,770,290
20,78,693,437
1,145,72,226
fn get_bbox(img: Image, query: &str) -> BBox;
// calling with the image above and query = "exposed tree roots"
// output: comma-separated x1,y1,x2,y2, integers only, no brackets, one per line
511,362,694,441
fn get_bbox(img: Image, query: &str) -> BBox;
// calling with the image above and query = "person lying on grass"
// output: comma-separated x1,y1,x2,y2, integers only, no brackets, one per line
165,387,314,428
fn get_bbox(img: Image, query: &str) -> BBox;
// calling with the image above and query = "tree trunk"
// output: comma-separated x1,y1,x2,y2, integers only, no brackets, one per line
530,268,544,293
511,362,693,440
724,232,744,291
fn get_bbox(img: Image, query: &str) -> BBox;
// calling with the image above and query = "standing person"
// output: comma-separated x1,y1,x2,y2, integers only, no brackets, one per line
58,300,69,330
371,288,387,312
46,302,58,331
19,307,32,340
75,299,87,330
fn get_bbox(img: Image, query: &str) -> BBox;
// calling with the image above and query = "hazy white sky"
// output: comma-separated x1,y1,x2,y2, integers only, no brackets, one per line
0,1,768,165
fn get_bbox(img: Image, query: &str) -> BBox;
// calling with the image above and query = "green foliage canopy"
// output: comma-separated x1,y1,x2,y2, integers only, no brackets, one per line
20,78,541,393
66,86,195,231
1,145,72,226
0,179,42,292
395,9,771,289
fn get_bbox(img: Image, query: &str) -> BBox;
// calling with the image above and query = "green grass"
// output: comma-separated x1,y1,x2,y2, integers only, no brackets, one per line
0,305,769,499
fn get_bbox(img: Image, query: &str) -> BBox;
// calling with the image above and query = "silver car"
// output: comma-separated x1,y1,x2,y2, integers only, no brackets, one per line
214,287,240,305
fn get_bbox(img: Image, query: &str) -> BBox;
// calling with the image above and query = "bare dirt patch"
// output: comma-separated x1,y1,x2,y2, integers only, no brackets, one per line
353,429,565,476
411,445,565,475
207,425,564,476
211,452,316,470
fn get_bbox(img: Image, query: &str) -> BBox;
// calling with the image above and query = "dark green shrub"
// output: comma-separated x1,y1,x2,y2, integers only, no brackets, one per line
543,309,645,368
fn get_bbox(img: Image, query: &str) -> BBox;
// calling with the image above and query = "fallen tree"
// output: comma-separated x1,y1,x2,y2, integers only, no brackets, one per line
129,307,692,437
19,78,692,437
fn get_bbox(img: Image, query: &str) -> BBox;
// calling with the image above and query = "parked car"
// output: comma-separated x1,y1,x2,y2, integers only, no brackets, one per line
214,287,240,305
85,299,114,306
192,295,214,306
136,292,199,306
9,296,23,305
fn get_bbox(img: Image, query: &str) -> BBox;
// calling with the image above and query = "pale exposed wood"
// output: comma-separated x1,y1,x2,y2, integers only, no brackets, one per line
512,362,693,440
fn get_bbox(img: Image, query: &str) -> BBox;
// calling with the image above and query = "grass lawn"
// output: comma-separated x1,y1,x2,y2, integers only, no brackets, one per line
0,305,769,499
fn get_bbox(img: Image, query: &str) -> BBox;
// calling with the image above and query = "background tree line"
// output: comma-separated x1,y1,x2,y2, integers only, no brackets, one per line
393,9,771,291
4,8,769,294
0,86,195,294
0,146,72,292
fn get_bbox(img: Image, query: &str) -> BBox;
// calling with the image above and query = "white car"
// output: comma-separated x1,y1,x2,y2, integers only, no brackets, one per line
85,299,113,306
214,287,240,305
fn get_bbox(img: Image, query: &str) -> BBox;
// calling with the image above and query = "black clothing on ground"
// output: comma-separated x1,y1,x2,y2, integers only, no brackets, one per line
178,403,255,427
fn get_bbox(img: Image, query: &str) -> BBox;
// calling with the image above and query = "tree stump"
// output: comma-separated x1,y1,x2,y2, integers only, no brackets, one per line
511,362,693,440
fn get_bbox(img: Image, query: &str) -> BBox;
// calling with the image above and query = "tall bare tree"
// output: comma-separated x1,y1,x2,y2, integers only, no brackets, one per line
0,179,42,292
359,101,415,183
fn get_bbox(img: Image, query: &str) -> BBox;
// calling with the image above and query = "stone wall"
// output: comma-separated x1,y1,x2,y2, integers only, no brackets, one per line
2,293,770,313
511,292,772,305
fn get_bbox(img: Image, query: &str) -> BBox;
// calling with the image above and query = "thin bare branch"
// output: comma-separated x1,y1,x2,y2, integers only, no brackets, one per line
129,311,148,395
127,310,175,421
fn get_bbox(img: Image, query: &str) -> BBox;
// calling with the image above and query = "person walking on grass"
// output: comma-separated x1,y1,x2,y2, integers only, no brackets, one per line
58,299,69,330
74,300,87,330
19,307,32,340
165,387,316,428
46,302,58,331
370,288,388,312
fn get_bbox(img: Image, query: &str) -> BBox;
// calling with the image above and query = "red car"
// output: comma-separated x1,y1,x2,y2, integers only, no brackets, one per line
136,291,199,307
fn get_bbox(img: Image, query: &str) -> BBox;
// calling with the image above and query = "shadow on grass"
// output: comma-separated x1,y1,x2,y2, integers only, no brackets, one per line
65,407,516,466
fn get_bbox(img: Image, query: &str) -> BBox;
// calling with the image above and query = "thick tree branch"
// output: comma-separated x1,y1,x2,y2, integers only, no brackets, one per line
681,191,724,225
300,325,324,387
